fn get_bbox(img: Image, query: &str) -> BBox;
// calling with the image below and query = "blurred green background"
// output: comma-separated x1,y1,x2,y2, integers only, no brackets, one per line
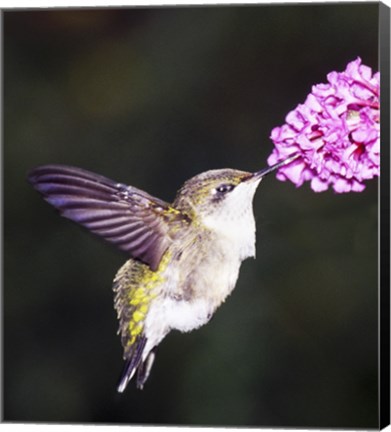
3,3,379,428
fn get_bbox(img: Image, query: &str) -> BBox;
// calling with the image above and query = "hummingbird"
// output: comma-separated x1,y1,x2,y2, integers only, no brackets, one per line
28,154,298,392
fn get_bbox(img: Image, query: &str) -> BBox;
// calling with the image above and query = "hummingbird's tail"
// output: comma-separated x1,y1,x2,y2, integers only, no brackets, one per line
117,336,157,392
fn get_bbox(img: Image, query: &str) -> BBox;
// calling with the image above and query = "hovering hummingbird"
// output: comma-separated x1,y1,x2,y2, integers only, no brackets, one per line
28,154,298,392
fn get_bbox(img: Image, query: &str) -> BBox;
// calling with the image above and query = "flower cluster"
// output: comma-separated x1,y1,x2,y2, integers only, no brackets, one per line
268,58,380,193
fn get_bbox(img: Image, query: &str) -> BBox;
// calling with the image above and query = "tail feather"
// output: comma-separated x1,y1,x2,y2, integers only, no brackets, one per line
136,348,156,390
117,336,147,393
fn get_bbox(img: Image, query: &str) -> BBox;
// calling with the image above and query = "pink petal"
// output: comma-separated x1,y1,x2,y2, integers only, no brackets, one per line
351,180,366,192
280,161,307,185
311,176,329,192
333,177,352,193
305,93,322,112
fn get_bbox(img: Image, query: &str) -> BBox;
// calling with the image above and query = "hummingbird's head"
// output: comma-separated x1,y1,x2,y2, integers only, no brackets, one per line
173,169,267,260
173,155,299,227
173,168,258,220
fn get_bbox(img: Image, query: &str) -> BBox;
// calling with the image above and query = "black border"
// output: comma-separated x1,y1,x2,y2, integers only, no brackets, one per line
379,1,390,429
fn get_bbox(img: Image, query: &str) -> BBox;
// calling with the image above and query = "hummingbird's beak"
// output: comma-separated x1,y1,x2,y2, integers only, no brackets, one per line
249,153,301,182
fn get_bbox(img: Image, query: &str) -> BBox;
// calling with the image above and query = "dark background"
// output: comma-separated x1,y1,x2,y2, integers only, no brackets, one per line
3,3,379,428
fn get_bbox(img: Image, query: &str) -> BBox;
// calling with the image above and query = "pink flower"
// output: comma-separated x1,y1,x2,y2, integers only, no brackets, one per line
268,58,380,193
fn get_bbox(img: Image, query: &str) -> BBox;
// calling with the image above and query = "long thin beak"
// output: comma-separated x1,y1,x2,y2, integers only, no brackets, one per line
250,153,300,181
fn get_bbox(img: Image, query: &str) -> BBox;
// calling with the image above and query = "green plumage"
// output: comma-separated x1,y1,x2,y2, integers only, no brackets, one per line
113,253,170,357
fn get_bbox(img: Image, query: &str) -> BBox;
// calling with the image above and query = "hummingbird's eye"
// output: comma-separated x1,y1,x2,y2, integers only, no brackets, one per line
215,184,235,195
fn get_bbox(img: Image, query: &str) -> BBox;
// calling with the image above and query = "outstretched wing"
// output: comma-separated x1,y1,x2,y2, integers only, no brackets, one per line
28,164,189,271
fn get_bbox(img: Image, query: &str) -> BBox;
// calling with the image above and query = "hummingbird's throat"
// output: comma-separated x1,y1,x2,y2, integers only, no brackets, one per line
201,181,258,260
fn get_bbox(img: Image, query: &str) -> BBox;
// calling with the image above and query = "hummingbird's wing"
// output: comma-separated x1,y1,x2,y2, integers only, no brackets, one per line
28,165,189,271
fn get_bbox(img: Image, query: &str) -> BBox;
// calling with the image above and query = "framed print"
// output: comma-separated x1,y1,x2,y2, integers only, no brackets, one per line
2,2,390,429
